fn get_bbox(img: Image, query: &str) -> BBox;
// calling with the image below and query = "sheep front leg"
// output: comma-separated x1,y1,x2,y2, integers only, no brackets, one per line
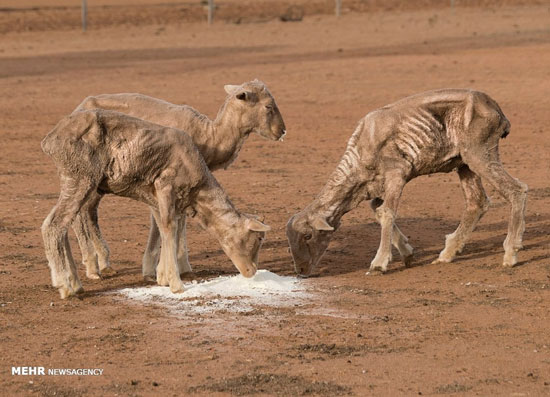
369,206,395,273
369,177,405,273
370,198,414,266
42,176,94,298
150,211,168,286
142,211,191,280
176,214,192,275
73,210,100,279
86,192,114,275
142,212,160,281
73,192,113,279
42,219,83,299
154,183,184,293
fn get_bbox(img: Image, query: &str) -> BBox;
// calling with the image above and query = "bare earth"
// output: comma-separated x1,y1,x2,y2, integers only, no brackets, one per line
1,2,550,396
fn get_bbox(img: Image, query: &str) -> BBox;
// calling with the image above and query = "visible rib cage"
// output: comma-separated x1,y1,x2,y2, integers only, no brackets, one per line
317,121,365,218
395,108,444,165
327,121,363,188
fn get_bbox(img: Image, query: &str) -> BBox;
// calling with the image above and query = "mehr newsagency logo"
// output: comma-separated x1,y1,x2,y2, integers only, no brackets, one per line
12,367,103,376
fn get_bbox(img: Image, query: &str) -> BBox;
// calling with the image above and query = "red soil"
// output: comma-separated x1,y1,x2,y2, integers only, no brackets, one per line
1,3,549,396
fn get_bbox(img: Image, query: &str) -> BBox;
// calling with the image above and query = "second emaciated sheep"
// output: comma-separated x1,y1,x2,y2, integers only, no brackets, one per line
72,79,286,280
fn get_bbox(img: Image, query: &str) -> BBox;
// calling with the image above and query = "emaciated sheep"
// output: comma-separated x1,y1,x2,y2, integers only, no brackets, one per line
41,109,271,299
72,80,285,280
287,89,527,275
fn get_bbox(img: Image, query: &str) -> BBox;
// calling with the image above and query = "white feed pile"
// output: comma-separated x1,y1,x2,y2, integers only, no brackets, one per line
118,270,309,314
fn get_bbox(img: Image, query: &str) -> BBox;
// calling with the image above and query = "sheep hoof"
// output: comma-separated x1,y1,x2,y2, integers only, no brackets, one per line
86,273,101,280
143,275,156,283
431,256,452,266
503,250,518,268
369,256,389,274
367,266,387,275
502,258,517,268
403,253,414,267
100,266,117,275
58,285,84,299
178,261,193,275
170,282,184,294
59,287,71,299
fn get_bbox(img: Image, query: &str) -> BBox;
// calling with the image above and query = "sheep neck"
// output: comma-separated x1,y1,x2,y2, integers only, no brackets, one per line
192,179,240,241
195,100,251,171
307,147,373,229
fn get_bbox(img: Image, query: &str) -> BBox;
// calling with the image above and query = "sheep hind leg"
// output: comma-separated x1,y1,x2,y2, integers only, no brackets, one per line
370,198,414,267
432,165,490,265
42,176,95,298
463,150,527,267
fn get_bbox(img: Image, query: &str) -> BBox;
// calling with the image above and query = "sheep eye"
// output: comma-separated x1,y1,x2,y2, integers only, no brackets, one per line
304,234,312,241
265,105,273,111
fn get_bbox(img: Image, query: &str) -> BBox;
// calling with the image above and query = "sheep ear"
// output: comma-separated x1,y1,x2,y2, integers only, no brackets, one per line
311,217,334,231
224,84,239,94
246,217,271,232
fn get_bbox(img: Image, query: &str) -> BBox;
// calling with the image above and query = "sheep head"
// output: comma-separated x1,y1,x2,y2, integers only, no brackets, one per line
218,214,271,278
286,212,335,277
224,79,286,141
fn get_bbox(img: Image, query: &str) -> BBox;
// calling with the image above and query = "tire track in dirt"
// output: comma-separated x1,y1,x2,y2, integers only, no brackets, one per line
1,29,548,79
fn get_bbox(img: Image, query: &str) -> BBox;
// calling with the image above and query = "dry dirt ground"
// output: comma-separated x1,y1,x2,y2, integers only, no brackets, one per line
1,2,550,396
